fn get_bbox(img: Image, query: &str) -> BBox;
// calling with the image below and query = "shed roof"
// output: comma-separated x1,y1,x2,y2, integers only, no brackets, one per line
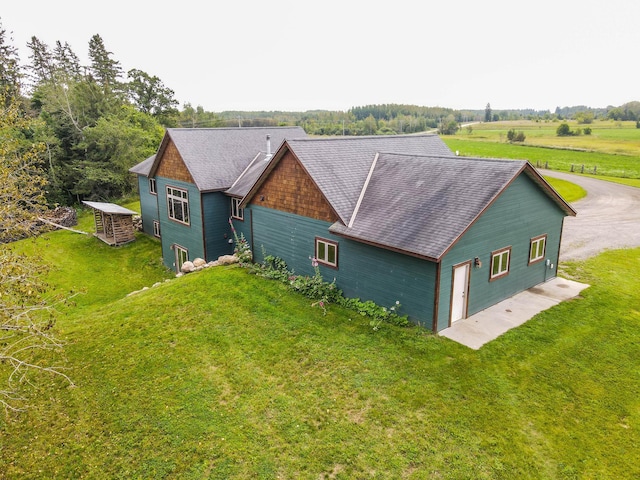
82,201,138,216
129,154,155,176
135,127,307,192
329,153,576,260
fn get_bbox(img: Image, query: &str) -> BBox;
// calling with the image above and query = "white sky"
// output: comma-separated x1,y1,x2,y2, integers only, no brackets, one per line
2,0,638,113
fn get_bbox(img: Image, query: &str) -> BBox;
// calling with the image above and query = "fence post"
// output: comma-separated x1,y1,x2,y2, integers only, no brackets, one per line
545,161,548,169
571,164,574,172
581,165,584,173
593,166,597,174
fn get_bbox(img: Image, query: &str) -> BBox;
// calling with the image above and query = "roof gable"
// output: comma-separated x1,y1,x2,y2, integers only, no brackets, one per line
329,154,575,260
244,134,453,224
139,126,307,191
155,139,195,184
248,149,338,223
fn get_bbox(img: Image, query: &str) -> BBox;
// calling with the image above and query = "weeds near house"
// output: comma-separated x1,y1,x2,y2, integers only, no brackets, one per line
246,252,407,330
229,218,252,264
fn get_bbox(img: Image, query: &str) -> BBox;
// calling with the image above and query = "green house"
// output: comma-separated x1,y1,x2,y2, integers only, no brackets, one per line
240,137,577,332
131,129,576,332
129,127,307,271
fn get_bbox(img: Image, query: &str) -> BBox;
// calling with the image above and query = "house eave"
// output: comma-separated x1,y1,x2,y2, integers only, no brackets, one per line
329,224,440,263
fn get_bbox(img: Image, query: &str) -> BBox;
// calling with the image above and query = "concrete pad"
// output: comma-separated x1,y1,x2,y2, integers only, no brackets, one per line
438,277,590,349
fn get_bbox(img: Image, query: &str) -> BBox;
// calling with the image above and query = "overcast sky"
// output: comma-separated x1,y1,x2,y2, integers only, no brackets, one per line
2,0,638,113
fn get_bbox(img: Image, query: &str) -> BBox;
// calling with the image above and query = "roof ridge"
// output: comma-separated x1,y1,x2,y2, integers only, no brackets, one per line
348,153,379,228
288,133,440,142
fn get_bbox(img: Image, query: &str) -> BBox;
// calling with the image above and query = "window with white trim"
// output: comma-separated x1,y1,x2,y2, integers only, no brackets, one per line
231,197,244,220
316,237,338,268
149,178,157,195
529,235,547,264
153,220,161,237
490,246,511,280
167,186,189,225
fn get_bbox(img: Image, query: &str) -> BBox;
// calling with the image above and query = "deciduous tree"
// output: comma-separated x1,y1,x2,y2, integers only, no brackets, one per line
1,93,72,411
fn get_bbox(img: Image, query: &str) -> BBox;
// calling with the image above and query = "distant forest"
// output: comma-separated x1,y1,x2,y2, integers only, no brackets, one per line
190,102,640,136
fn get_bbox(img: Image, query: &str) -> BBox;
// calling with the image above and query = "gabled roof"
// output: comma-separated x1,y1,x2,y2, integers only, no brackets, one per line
130,127,307,191
243,134,453,224
329,153,576,261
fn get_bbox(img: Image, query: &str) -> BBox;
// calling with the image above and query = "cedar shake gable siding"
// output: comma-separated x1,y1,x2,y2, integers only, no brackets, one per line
156,140,195,184
147,127,307,192
250,150,338,223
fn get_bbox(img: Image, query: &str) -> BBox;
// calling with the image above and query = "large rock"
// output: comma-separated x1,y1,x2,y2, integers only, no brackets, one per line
180,261,195,273
217,255,239,265
193,257,206,267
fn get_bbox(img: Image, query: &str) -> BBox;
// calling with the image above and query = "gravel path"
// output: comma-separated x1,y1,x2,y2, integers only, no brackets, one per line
540,170,640,261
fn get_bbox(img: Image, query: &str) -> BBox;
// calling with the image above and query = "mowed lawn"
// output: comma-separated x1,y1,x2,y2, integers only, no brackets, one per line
1,203,639,478
445,120,640,183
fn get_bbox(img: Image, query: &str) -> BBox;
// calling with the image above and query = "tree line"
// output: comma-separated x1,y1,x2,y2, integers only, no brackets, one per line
2,19,637,208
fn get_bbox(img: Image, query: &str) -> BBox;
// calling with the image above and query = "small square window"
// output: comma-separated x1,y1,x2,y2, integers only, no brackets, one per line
490,246,511,280
529,235,547,264
315,238,338,268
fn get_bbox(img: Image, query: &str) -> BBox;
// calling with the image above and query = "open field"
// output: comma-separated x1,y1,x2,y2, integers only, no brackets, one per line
1,201,639,478
446,120,640,182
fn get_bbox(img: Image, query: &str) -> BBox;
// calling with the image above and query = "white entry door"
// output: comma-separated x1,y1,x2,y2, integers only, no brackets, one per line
451,262,470,323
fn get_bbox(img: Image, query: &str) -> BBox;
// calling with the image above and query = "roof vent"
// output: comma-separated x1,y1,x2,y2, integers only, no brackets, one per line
266,134,271,156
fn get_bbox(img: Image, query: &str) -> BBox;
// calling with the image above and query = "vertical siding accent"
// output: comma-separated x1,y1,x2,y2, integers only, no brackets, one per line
436,174,567,331
156,140,194,184
202,192,236,261
250,151,338,223
250,205,437,327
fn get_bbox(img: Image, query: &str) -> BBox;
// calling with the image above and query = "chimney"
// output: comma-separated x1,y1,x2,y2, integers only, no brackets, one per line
266,134,271,156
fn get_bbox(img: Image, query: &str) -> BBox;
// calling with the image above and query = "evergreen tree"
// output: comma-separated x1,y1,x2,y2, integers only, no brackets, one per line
485,103,492,122
88,34,122,93
0,20,22,104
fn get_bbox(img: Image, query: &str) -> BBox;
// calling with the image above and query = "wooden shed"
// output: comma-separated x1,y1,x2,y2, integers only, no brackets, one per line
82,201,138,246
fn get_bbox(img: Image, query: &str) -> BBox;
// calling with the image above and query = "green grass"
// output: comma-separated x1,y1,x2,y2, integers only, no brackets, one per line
1,208,639,478
544,177,587,203
446,120,640,182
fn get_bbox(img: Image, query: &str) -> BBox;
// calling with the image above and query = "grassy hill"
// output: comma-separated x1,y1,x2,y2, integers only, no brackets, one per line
1,198,639,478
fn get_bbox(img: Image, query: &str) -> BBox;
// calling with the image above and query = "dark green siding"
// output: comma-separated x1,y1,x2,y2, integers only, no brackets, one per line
202,192,236,261
155,177,204,270
250,205,437,327
136,175,159,237
435,174,567,331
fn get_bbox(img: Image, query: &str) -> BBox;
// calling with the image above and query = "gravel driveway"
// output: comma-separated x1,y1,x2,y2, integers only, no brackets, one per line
540,169,640,261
